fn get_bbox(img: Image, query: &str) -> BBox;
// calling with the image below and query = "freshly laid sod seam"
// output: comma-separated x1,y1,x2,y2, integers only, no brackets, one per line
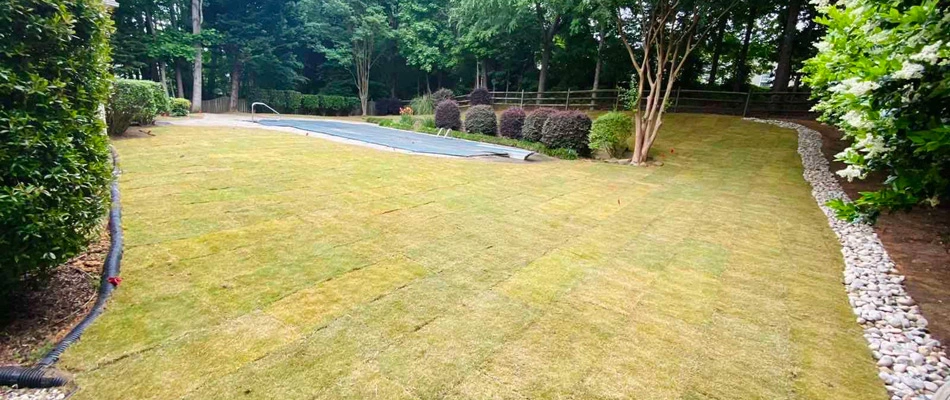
61,115,886,399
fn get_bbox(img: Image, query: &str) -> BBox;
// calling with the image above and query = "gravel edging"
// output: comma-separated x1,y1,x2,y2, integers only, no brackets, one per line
748,119,950,400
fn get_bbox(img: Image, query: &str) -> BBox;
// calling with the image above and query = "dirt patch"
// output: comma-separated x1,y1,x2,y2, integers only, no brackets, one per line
792,119,950,342
0,231,108,366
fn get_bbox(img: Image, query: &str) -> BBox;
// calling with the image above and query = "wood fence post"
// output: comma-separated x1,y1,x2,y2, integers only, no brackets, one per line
520,90,524,107
673,88,681,113
565,89,571,109
742,88,753,117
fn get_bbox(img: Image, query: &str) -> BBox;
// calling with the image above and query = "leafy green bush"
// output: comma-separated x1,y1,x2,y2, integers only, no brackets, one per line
421,116,436,129
469,87,492,106
435,100,461,130
170,98,191,117
464,105,497,135
521,108,557,142
283,90,302,113
499,107,526,138
541,110,592,155
410,95,435,115
589,112,632,158
431,88,455,104
1,0,113,295
301,94,321,114
107,79,169,136
803,0,950,222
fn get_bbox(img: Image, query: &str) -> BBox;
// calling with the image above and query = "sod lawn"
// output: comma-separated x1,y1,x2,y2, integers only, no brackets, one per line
61,114,885,399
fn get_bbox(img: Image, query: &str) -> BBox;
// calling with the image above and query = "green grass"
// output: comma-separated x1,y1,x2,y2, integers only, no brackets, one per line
61,114,885,399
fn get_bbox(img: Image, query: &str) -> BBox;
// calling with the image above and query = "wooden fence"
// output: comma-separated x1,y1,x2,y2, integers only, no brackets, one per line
200,97,249,114
456,89,815,119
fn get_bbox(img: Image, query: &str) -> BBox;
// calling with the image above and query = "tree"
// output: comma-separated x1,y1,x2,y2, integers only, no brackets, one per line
803,0,949,222
614,0,732,164
191,0,203,112
301,0,394,115
772,0,801,91
396,0,457,91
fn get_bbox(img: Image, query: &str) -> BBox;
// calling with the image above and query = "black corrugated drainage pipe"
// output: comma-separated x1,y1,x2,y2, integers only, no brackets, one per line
0,147,124,388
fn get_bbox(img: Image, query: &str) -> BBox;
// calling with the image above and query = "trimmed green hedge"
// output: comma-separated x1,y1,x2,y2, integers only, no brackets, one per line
589,112,632,158
250,89,359,115
1,0,114,295
170,98,191,117
107,79,169,135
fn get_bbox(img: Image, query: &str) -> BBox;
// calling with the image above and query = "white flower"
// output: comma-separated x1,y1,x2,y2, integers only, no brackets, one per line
809,0,829,8
856,133,890,158
868,31,889,44
837,165,865,181
911,41,943,64
893,62,925,79
842,110,873,130
814,40,831,52
846,80,879,96
835,147,859,161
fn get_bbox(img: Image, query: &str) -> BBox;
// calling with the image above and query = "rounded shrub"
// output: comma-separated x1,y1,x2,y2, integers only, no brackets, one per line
431,88,455,104
469,87,492,106
464,105,497,135
541,111,593,155
1,0,113,295
375,98,402,115
499,107,526,138
589,112,633,158
107,79,168,135
434,100,461,130
170,98,191,117
521,108,557,142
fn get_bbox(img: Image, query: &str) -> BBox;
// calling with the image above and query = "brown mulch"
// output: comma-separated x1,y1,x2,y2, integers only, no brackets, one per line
792,119,950,342
0,231,109,366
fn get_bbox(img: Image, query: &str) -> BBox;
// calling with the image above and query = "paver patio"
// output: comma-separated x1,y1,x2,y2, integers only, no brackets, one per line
61,114,885,399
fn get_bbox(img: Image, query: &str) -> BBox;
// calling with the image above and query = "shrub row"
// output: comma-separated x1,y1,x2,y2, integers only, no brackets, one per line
107,79,169,136
464,105,497,135
248,88,359,115
1,0,114,297
500,108,526,138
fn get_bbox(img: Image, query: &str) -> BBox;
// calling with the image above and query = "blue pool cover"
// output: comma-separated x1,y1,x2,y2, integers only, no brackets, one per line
257,119,536,160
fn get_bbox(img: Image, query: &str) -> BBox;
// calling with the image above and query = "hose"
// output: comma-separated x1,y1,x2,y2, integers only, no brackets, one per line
0,146,124,388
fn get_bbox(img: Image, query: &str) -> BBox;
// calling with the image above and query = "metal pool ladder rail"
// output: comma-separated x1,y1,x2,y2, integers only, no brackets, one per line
251,102,281,122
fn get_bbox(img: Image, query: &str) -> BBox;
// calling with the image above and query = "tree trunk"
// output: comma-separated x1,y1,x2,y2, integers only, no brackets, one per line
229,59,242,112
190,0,202,113
732,7,756,92
591,26,605,109
707,16,727,86
772,0,801,92
176,61,185,98
537,40,550,99
425,72,431,93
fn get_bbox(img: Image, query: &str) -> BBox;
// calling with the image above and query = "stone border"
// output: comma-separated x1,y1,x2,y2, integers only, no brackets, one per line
747,119,950,400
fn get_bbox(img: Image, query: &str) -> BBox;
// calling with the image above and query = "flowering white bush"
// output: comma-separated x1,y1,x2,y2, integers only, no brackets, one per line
803,0,949,222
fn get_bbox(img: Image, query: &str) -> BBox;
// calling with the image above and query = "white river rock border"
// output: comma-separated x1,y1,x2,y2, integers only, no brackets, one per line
747,119,950,400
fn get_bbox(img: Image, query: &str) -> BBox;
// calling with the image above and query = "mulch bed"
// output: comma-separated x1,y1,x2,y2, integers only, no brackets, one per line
0,230,109,366
793,119,950,342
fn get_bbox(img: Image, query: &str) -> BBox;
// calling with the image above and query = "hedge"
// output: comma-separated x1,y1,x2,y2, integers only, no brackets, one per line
470,87,492,106
588,112,632,158
375,98,403,116
1,0,113,296
435,100,461,130
249,89,359,115
521,108,557,142
464,105,497,135
170,98,191,117
432,88,455,104
107,79,168,135
499,107,526,138
541,110,592,155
